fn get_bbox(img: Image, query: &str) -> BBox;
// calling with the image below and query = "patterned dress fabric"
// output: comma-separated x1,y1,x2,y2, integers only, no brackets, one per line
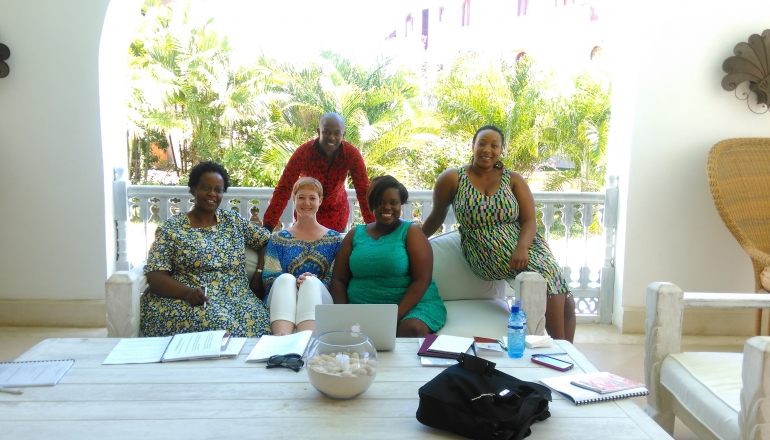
453,167,571,298
262,139,375,232
346,221,447,331
140,209,273,337
261,229,343,296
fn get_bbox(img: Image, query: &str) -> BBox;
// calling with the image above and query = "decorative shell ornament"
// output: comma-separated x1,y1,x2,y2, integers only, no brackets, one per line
722,30,770,113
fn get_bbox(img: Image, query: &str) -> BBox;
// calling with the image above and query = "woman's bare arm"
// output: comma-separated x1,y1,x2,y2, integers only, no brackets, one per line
509,171,537,270
249,247,267,300
329,229,356,304
421,169,459,237
146,271,209,306
397,223,435,321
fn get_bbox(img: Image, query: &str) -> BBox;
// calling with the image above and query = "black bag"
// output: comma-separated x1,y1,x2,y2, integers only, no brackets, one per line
416,353,552,440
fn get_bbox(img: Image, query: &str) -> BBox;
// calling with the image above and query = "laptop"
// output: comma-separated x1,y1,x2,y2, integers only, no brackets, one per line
314,304,398,351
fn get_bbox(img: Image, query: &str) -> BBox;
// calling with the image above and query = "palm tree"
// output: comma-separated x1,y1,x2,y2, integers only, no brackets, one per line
256,51,440,186
432,54,554,176
127,0,272,184
542,71,611,192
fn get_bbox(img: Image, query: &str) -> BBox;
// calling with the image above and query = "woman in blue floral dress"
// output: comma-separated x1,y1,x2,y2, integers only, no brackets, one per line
140,161,272,337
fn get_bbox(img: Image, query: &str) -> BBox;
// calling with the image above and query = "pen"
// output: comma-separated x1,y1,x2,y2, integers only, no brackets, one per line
204,286,208,308
497,338,508,352
0,387,23,395
531,352,568,357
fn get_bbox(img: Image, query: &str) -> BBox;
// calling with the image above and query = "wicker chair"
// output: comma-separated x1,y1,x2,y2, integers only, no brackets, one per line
707,138,770,334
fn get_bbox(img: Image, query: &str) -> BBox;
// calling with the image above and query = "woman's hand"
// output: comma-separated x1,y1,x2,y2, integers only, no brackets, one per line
182,287,209,307
509,247,530,271
296,272,316,287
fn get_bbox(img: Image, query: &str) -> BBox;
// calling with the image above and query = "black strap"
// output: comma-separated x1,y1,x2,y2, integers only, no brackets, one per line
457,353,496,376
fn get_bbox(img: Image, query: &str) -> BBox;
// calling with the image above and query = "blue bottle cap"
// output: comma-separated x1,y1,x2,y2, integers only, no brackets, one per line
511,305,519,313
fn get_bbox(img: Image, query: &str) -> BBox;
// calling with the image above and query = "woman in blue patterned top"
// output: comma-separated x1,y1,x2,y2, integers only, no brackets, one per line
262,177,343,335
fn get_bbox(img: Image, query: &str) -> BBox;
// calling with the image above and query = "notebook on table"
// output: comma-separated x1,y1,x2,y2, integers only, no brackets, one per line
417,334,475,359
314,304,397,351
539,372,648,405
245,331,313,362
0,359,74,387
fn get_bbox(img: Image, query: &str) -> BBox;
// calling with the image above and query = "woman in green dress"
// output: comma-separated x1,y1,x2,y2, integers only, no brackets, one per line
422,125,576,343
140,161,272,337
330,176,446,337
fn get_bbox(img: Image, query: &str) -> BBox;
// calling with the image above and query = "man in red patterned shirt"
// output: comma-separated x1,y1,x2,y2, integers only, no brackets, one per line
263,113,376,232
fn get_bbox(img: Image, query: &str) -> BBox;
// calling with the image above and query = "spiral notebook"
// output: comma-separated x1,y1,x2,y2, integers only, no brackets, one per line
539,372,648,405
0,359,75,387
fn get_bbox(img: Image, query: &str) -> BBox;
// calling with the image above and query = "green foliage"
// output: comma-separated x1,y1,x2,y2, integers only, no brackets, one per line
128,0,270,183
432,54,555,177
256,51,441,186
127,1,612,194
542,70,611,192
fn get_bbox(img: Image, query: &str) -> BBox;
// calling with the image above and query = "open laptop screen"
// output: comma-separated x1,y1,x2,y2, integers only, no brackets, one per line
314,304,398,351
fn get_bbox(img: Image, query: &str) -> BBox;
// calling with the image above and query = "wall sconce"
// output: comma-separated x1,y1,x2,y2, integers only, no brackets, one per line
721,30,770,114
0,43,9,78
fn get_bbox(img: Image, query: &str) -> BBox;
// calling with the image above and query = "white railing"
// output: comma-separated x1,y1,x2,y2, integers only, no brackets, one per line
112,167,619,323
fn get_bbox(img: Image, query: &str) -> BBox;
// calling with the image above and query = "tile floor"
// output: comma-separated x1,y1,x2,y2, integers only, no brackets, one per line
0,324,747,440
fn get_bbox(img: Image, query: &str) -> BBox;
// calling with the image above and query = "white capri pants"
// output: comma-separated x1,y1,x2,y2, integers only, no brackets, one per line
266,273,333,324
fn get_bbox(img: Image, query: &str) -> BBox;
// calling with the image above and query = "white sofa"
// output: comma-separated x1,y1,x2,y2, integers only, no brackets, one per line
644,282,770,440
105,230,547,339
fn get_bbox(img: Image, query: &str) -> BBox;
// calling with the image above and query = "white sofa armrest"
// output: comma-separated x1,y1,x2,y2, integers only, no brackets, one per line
105,264,147,338
643,282,684,433
509,273,547,336
739,336,770,439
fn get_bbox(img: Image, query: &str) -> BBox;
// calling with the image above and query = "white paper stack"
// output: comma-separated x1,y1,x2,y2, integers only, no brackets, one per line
525,335,553,348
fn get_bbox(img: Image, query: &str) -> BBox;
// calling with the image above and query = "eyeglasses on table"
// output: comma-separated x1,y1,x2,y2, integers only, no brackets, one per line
266,353,304,372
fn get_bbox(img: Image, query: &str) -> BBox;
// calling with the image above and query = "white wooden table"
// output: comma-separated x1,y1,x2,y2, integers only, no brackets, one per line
0,338,671,439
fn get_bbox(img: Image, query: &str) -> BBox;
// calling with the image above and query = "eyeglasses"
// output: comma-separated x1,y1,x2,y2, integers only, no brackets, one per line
266,353,304,372
198,185,224,194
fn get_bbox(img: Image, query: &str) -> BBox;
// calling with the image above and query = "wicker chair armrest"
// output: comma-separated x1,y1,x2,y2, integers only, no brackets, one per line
745,245,770,267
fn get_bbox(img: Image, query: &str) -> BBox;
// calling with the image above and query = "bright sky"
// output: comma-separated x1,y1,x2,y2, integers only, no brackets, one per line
193,0,412,65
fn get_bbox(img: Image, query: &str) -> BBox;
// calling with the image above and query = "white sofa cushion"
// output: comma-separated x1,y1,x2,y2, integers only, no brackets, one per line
660,352,743,440
245,246,258,280
429,231,506,301
437,299,510,338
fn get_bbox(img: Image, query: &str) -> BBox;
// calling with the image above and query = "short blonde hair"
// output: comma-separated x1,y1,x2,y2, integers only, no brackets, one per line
292,177,323,199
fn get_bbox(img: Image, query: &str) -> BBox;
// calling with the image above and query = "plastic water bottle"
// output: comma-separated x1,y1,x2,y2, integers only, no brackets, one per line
515,300,527,338
507,304,526,358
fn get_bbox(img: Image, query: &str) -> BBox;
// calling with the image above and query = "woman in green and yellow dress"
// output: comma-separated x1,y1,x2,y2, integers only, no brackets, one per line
422,125,576,343
140,161,272,337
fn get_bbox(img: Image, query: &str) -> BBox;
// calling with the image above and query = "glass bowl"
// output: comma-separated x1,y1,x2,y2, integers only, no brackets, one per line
306,330,378,399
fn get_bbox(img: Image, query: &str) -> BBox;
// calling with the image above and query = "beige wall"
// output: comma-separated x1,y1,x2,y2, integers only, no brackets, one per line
602,0,770,333
0,0,112,324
